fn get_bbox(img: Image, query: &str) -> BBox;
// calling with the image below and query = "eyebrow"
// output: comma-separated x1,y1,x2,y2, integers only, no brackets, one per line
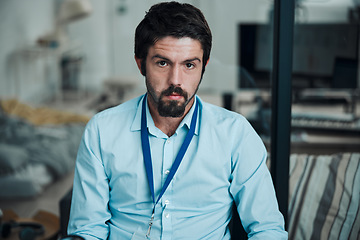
151,54,201,63
184,57,202,63
152,54,171,62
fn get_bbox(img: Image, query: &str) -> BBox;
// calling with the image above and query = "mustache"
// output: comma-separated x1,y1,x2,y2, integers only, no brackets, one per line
161,85,187,98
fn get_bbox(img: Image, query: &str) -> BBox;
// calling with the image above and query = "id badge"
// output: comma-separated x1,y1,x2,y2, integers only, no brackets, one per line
131,226,152,240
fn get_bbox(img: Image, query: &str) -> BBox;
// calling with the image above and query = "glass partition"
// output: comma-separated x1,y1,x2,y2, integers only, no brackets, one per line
290,1,360,155
288,2,360,240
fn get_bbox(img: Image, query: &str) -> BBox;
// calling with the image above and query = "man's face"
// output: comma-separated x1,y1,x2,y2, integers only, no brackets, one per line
137,36,204,117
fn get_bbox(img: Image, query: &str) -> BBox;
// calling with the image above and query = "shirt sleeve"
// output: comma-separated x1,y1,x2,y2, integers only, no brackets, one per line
67,117,111,239
229,119,288,240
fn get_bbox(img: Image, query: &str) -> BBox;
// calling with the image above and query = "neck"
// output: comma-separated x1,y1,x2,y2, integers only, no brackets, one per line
147,96,195,137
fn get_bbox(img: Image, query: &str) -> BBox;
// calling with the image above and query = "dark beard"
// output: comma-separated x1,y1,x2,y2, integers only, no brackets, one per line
157,85,188,117
146,76,201,118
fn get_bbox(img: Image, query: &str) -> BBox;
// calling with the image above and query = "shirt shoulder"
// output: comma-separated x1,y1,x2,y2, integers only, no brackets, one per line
199,99,250,129
198,98,264,150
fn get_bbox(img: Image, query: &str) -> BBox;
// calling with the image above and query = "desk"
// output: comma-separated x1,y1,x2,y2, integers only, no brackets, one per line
233,90,360,155
262,131,360,155
290,102,360,154
290,133,360,154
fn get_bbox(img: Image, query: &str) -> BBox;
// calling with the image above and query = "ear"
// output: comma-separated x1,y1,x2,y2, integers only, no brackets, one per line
134,56,143,75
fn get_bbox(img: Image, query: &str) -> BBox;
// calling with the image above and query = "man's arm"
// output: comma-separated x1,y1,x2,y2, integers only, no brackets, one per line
229,120,288,239
68,117,111,240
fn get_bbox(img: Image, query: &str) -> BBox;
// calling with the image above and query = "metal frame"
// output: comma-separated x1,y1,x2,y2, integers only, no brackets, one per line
270,0,295,229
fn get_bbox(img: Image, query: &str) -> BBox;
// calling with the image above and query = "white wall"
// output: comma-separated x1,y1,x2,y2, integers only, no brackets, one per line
67,0,111,93
0,0,56,103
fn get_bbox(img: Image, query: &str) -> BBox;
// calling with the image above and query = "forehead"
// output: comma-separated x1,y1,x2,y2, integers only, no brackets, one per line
148,36,203,62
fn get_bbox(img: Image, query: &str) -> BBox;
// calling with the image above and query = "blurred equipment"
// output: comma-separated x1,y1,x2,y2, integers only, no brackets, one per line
332,58,358,89
61,54,83,92
60,235,85,240
37,0,92,48
1,221,44,240
349,0,360,23
89,76,139,112
291,112,360,135
0,210,59,240
238,23,359,89
59,190,72,237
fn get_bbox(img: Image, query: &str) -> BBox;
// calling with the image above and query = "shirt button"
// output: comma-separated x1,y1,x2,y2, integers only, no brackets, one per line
165,213,170,218
164,200,170,205
165,170,170,175
166,139,171,144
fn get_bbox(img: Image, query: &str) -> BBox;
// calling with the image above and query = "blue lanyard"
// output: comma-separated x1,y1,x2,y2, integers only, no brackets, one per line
141,95,198,237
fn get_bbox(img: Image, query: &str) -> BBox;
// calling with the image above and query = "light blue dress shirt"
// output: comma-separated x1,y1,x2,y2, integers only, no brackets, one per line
68,95,287,239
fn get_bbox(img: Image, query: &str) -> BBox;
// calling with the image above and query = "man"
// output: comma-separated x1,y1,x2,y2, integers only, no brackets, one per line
68,2,287,239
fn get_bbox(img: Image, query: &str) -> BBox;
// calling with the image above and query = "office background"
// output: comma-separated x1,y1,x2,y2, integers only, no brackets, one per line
0,0,359,239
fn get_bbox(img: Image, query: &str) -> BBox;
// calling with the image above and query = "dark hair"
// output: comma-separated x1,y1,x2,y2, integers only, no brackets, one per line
134,1,212,76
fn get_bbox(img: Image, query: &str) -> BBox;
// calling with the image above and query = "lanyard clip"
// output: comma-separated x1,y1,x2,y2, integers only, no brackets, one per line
146,212,155,238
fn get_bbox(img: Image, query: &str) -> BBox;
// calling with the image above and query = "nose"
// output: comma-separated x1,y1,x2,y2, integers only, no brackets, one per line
168,65,182,86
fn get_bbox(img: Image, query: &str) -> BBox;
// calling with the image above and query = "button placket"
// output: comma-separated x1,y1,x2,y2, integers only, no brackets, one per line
162,137,174,184
161,137,174,237
161,200,172,238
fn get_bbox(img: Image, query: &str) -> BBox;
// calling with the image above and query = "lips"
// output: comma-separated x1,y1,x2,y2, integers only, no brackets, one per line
162,86,187,100
166,93,183,100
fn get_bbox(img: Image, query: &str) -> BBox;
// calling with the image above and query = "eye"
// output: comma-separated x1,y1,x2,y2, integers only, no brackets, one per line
185,62,195,69
157,61,167,67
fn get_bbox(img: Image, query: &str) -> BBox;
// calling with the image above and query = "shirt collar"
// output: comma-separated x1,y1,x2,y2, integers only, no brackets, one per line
179,97,199,135
131,94,200,136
